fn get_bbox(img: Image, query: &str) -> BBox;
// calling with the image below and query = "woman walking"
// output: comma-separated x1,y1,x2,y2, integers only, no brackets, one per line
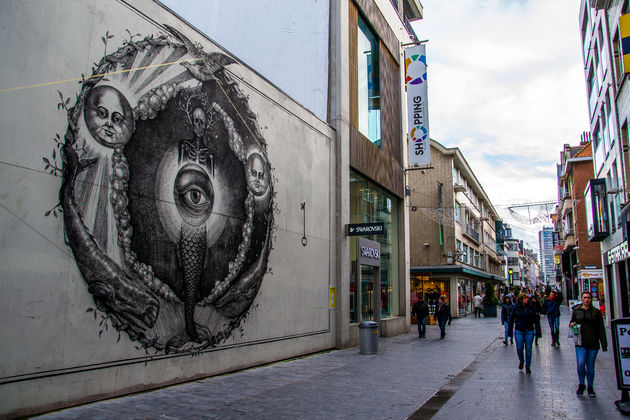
569,291,607,397
508,293,538,373
434,296,452,339
500,296,514,345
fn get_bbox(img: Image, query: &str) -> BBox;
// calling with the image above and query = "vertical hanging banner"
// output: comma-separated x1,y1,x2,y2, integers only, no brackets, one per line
405,44,431,166
620,14,630,73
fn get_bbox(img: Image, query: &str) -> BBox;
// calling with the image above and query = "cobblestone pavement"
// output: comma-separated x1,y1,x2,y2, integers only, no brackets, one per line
36,307,625,420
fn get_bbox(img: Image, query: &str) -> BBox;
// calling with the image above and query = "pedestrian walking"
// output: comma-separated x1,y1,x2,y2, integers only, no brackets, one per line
411,298,430,338
569,291,607,397
542,290,562,346
529,294,542,346
500,296,514,345
434,296,452,339
508,293,537,374
473,293,483,318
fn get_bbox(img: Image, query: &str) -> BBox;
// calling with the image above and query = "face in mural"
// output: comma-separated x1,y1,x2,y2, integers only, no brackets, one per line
59,26,274,354
246,153,269,197
84,85,134,148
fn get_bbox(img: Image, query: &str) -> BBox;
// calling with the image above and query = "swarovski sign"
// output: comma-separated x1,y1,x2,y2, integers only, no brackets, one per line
358,237,381,267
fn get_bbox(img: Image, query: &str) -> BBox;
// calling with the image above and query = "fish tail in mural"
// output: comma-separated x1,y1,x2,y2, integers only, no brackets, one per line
57,25,274,353
180,225,206,342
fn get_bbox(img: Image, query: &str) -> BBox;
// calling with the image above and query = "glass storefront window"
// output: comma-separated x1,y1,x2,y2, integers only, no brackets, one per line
350,171,398,322
411,276,448,323
458,279,471,317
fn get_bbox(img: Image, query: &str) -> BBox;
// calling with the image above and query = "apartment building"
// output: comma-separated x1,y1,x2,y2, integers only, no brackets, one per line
408,140,506,318
579,0,630,322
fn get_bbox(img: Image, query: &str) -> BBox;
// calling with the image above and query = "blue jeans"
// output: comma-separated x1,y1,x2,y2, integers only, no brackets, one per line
548,316,560,343
417,317,426,337
575,347,599,386
438,319,447,338
503,321,509,342
514,330,535,367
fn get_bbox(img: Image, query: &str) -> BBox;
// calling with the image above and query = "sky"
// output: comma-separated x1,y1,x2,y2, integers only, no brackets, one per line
411,0,590,251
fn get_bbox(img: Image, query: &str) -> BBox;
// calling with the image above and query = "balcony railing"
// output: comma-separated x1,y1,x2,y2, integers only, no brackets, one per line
464,223,480,243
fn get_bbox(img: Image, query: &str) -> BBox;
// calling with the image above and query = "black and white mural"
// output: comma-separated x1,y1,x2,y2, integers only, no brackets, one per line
56,26,274,353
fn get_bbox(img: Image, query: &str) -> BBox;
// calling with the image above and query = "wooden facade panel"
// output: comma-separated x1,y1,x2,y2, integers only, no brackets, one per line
349,2,358,128
350,126,404,198
380,43,402,164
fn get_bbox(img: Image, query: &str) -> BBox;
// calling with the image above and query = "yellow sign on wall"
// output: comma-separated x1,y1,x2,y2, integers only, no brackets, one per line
329,286,336,309
554,255,560,265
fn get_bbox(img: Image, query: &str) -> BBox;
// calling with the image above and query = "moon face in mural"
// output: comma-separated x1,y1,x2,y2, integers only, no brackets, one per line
60,26,274,353
84,85,134,148
246,152,269,197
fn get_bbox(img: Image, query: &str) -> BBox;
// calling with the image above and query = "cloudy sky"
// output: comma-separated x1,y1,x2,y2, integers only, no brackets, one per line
411,0,589,250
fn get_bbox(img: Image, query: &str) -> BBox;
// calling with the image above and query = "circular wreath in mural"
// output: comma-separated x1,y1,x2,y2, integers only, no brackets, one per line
58,25,274,353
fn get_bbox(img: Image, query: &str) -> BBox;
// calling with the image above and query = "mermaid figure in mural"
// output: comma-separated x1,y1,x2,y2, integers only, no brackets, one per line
170,106,215,346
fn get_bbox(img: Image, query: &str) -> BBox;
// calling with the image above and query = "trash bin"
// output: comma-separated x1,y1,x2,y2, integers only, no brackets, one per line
359,321,379,354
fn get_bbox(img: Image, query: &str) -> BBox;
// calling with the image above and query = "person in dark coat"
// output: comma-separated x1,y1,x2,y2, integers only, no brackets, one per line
434,296,452,339
500,296,514,345
542,290,562,346
411,298,430,338
569,291,607,397
508,293,538,373
529,294,542,346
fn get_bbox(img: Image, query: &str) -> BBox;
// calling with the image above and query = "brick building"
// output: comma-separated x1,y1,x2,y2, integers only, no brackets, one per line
554,141,603,301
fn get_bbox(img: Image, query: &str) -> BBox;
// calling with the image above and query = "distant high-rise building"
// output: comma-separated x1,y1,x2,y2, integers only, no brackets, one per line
539,227,555,285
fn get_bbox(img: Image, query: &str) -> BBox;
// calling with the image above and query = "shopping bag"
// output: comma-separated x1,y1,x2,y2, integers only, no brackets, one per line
568,325,582,346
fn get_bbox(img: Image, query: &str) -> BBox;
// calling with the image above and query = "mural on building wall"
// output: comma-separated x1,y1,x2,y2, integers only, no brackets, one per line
52,25,274,353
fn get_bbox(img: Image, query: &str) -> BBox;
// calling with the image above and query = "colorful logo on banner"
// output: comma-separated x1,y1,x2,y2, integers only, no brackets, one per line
405,44,430,166
405,54,427,85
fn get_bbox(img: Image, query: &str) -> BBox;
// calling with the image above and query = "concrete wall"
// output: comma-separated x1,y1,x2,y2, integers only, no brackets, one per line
0,0,335,417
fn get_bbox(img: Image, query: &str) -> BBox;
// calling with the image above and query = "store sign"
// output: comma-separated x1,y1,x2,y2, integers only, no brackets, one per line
611,318,630,390
358,237,381,267
606,241,630,265
405,44,430,166
621,14,630,73
346,222,385,236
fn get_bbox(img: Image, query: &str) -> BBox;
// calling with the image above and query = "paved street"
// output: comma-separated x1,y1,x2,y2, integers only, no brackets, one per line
37,307,626,420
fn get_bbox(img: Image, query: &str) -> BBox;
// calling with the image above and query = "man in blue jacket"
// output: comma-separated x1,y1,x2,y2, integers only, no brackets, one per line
542,291,563,346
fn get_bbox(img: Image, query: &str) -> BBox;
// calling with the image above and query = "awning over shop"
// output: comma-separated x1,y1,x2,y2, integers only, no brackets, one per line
410,265,508,284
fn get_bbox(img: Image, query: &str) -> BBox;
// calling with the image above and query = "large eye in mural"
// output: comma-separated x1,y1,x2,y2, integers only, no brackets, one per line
174,165,214,226
84,85,134,148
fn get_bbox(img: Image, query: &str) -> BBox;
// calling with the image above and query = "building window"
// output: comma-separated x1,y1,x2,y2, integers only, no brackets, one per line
455,202,461,223
349,171,398,322
357,16,381,147
463,244,469,264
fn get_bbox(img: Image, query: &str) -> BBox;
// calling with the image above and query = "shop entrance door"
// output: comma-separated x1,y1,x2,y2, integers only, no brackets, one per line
357,238,381,326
